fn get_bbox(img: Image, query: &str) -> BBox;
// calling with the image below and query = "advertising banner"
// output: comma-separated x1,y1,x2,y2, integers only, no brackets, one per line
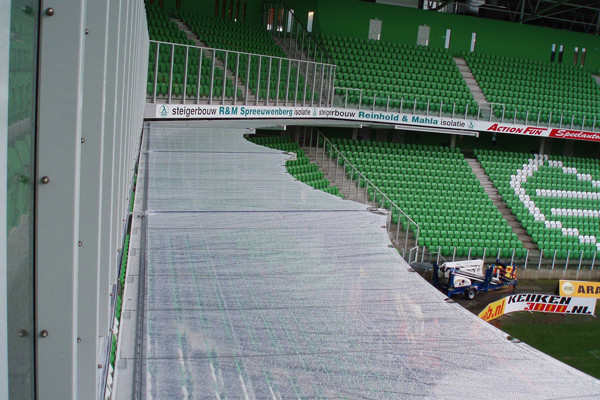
479,293,596,321
559,280,600,298
478,298,506,322
145,103,600,143
145,103,477,131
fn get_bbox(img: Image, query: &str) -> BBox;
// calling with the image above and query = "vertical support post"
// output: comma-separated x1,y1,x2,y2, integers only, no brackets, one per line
182,46,189,103
552,250,557,269
234,52,240,105
319,64,325,108
245,54,251,105
294,60,300,106
265,56,272,106
524,249,529,269
565,249,571,270
209,49,216,104
275,57,282,106
255,55,262,106
168,44,175,103
222,50,228,105
196,47,203,104
285,59,291,106
152,42,159,102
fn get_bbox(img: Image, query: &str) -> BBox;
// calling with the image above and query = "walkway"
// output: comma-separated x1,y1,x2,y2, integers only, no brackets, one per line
114,119,600,399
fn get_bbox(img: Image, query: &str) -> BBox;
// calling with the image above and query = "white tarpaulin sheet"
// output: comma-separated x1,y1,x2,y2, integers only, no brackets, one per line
137,120,600,399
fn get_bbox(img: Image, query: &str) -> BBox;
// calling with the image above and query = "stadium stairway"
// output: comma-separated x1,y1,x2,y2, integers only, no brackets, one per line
272,36,311,61
454,57,491,118
168,16,255,104
271,37,323,106
301,142,419,254
465,156,539,254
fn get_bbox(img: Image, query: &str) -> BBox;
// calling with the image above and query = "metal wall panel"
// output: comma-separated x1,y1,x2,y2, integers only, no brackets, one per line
0,0,11,396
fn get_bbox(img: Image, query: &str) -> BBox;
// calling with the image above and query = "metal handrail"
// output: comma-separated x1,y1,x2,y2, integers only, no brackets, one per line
332,86,600,131
312,129,420,260
148,40,336,107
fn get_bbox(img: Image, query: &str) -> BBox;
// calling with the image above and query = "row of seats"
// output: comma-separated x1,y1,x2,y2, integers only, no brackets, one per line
175,10,286,58
319,34,477,113
146,6,239,100
466,52,600,126
476,149,600,258
327,138,522,257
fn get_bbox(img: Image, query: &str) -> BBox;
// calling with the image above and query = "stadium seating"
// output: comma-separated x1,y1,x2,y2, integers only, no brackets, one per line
247,135,343,197
146,5,239,99
320,35,477,113
476,149,600,258
466,52,600,126
327,138,524,257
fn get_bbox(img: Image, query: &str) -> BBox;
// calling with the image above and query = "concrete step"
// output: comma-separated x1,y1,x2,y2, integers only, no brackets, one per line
301,143,418,255
170,17,255,102
453,56,491,111
466,156,538,251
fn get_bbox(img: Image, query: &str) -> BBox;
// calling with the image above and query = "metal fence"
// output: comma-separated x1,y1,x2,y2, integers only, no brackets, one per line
303,130,599,270
301,128,421,263
333,86,600,131
148,40,336,107
411,245,597,271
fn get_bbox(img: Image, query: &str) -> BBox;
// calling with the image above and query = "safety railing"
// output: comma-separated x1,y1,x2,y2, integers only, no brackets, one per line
148,40,336,107
410,244,597,271
333,86,600,131
302,128,421,263
263,2,332,64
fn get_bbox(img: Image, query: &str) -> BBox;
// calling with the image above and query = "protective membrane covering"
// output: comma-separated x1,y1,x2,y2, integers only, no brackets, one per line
138,121,600,399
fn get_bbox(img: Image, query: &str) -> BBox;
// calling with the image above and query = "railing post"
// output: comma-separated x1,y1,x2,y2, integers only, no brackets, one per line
452,247,456,262
511,248,515,264
222,50,228,105
168,44,175,104
152,42,159,103
551,250,557,269
404,223,410,256
275,57,281,106
578,250,584,270
319,64,325,108
209,48,215,104
255,55,262,106
182,46,189,104
285,58,291,107
482,247,487,263
538,250,544,270
591,251,597,270
564,249,571,270
245,53,251,105
234,52,240,105
265,56,272,106
303,61,309,106
395,209,400,244
524,249,529,269
294,59,300,106
468,247,472,260
196,47,203,104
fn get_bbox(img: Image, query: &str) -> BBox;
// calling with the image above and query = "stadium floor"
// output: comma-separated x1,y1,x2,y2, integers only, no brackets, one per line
115,119,600,399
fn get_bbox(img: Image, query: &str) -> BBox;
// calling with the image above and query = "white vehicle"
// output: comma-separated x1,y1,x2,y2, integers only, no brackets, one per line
434,259,518,299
